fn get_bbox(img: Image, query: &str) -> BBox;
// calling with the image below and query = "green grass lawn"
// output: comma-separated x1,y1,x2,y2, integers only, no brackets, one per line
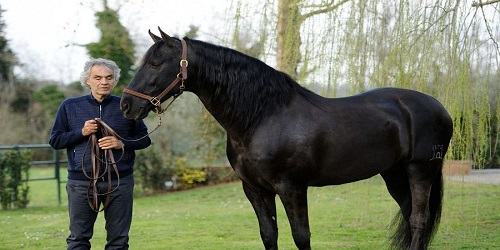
0,167,499,249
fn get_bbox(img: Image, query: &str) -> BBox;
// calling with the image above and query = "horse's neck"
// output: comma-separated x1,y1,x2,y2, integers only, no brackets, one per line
187,41,295,138
189,70,255,137
194,84,248,137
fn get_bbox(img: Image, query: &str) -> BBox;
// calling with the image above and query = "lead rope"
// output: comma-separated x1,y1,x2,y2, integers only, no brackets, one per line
81,119,122,212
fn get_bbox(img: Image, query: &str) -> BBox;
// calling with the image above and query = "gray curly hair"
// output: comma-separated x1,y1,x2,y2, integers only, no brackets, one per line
80,58,121,88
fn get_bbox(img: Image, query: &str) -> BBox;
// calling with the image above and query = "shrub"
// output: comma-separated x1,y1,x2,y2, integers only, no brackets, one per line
135,148,174,193
175,157,207,188
0,150,31,209
135,149,237,194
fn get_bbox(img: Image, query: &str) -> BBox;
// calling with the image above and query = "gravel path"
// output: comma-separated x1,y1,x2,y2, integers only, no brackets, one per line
446,169,500,185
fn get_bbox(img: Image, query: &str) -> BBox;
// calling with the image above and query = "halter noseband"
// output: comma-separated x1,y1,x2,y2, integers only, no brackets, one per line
123,39,188,114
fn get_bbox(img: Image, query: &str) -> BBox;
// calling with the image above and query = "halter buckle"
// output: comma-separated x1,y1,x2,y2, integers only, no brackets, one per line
180,59,189,67
150,97,161,107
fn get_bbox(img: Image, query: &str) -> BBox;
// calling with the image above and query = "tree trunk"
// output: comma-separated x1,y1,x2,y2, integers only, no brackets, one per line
277,0,303,79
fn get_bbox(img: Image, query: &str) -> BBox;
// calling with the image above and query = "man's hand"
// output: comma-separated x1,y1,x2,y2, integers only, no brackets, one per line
82,119,98,136
98,136,124,150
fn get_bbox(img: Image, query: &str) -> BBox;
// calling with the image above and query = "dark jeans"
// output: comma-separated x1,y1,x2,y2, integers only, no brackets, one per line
66,175,134,250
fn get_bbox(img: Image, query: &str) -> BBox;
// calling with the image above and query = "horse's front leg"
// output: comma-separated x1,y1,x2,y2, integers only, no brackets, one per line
277,183,311,250
242,182,278,250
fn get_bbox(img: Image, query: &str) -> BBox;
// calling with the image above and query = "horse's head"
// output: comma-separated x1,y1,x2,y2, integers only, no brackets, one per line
121,28,188,120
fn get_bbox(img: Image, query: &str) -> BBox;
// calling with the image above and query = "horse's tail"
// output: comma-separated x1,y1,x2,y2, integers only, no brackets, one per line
390,162,444,249
423,164,444,248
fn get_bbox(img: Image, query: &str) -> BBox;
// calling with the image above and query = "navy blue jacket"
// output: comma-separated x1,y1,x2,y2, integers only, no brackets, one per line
49,94,151,180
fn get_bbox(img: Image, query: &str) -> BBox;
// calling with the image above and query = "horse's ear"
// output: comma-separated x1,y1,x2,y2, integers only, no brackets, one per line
158,27,170,40
158,27,176,47
148,29,162,43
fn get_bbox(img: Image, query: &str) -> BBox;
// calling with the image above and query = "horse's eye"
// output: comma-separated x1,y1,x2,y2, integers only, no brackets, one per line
149,63,161,69
147,59,162,68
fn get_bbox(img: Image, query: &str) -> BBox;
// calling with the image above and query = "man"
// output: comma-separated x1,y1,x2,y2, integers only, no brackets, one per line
49,58,151,249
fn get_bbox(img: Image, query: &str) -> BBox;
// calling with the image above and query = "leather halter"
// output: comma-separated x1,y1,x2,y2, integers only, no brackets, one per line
123,39,188,114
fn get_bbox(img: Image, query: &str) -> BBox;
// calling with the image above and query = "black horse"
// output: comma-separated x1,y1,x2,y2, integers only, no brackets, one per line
121,29,453,250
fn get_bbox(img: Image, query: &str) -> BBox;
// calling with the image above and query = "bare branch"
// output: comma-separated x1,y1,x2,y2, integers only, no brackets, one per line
408,7,454,49
301,0,351,20
472,0,500,7
301,0,335,9
479,3,500,60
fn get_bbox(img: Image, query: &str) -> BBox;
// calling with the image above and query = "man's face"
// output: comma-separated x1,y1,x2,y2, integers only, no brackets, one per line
87,65,115,98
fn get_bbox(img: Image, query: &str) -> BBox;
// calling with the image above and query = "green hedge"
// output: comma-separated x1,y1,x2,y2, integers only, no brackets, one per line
0,150,31,209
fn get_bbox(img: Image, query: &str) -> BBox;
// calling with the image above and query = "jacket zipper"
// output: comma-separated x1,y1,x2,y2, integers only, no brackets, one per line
99,104,105,182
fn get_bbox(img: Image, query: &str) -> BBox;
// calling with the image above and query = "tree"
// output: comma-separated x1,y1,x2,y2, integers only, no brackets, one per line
85,1,135,94
184,25,199,39
33,85,65,116
231,1,268,58
0,4,15,87
9,82,32,113
276,0,351,80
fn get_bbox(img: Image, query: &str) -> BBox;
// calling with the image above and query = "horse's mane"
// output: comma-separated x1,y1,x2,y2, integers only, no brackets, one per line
185,37,320,132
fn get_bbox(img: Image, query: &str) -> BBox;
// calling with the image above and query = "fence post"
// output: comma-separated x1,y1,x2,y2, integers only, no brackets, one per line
54,149,61,205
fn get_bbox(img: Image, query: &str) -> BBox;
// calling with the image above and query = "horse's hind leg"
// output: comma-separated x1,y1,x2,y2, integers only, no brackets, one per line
277,184,311,250
242,182,278,250
407,161,443,250
381,167,412,249
381,167,411,215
